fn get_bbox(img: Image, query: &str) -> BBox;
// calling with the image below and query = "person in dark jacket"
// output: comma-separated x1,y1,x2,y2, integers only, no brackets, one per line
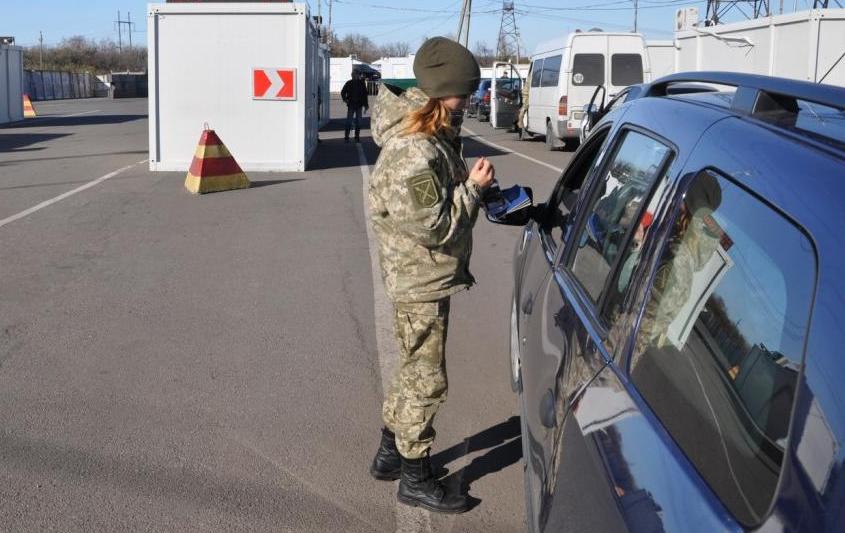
341,70,369,143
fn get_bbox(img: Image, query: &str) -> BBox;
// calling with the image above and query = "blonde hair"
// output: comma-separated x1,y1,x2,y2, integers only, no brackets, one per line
402,98,454,137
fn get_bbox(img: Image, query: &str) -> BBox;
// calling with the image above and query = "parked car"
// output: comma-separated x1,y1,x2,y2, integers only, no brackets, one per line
505,72,845,532
525,31,651,150
466,79,492,119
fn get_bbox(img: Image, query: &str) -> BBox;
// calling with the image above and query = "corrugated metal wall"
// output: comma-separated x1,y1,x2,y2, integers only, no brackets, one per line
24,70,109,100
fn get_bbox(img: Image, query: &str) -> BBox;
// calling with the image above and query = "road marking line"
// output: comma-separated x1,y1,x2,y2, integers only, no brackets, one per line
462,125,564,174
60,109,101,117
356,143,433,533
0,160,145,229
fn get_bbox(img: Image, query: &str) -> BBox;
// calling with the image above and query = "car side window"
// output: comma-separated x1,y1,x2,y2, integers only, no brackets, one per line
540,55,562,87
629,170,816,527
531,59,544,88
540,128,610,255
567,130,672,303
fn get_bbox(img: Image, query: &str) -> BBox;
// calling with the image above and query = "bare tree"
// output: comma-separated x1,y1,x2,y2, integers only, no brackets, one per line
473,40,495,67
23,35,146,73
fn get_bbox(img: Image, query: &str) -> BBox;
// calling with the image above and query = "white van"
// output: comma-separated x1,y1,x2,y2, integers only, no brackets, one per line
525,32,651,149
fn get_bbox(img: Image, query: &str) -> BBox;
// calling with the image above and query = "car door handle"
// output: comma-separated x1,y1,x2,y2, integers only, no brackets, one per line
540,389,557,428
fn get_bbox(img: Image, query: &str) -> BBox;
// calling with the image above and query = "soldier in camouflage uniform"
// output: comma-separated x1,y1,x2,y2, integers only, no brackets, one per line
367,37,494,514
631,172,722,369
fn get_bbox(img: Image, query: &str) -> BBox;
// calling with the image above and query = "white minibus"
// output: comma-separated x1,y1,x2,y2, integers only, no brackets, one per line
525,31,651,149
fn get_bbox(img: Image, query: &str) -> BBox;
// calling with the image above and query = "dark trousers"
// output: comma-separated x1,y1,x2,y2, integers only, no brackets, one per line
345,105,363,139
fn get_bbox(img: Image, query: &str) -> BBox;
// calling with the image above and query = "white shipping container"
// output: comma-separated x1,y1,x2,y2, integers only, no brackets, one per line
373,55,415,79
0,44,24,125
330,56,364,93
675,8,845,87
647,40,676,79
148,2,328,172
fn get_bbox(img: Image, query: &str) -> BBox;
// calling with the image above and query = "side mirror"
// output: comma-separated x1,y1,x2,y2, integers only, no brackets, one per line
580,85,606,143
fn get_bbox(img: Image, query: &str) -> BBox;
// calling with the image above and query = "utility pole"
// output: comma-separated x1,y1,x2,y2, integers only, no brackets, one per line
633,0,638,32
116,10,123,54
115,11,134,53
39,31,43,70
456,0,472,48
496,1,521,63
328,0,333,44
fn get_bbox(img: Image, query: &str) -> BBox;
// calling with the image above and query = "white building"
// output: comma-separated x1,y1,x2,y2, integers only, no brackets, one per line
372,55,416,80
330,56,365,93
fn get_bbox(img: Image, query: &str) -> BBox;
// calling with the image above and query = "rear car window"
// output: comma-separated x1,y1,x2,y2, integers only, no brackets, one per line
540,55,562,87
759,98,845,149
629,170,815,526
531,59,544,87
611,54,643,86
568,130,672,302
572,54,604,86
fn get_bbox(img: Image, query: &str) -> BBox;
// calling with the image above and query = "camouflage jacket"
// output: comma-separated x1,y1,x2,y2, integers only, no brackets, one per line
369,86,483,303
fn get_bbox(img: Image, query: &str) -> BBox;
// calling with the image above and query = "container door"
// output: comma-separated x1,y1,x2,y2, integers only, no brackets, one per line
491,62,522,129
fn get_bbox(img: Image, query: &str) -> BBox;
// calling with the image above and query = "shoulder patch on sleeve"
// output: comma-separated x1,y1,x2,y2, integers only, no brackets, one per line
406,172,442,209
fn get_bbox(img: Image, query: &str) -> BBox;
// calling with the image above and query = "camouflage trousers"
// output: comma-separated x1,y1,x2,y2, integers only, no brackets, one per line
382,298,450,459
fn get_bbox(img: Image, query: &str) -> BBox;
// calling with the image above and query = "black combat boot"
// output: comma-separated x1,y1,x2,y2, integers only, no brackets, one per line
397,453,469,514
370,427,401,481
354,129,360,143
344,128,350,143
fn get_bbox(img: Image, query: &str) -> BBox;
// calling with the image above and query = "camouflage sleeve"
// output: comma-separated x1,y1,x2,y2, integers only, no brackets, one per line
381,137,481,248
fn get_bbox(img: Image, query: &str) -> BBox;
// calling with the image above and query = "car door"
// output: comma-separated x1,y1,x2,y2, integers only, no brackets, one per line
607,35,645,98
527,57,544,133
541,129,819,532
515,123,614,525
491,63,522,129
533,127,679,532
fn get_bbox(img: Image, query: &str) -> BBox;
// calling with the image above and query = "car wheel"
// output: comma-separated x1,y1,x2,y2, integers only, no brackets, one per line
510,297,522,393
545,121,557,151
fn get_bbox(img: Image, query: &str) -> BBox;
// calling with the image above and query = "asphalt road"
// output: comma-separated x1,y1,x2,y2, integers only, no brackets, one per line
0,96,574,532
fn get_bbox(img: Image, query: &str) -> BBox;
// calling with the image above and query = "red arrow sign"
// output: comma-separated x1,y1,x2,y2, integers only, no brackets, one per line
253,68,296,100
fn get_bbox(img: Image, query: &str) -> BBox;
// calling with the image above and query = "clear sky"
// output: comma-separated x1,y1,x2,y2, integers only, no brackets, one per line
4,0,811,53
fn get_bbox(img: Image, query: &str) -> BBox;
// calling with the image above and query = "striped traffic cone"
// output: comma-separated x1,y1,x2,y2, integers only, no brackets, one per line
185,127,250,194
22,94,37,118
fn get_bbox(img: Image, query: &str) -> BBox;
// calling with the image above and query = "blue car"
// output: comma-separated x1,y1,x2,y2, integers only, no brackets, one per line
507,72,845,532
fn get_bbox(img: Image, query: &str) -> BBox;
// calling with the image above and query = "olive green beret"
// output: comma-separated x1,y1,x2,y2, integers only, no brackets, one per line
413,37,480,99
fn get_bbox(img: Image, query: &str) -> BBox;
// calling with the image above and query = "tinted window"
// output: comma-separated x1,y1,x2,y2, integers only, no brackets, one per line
569,131,671,301
630,171,815,526
531,59,544,87
542,129,610,253
758,98,845,148
540,55,562,87
611,54,643,86
572,54,604,86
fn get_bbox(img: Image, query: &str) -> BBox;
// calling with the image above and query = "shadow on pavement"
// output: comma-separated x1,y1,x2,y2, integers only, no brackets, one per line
0,132,70,152
462,136,511,159
0,149,148,166
307,135,374,171
321,116,372,133
249,178,306,188
10,114,146,128
431,416,523,510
